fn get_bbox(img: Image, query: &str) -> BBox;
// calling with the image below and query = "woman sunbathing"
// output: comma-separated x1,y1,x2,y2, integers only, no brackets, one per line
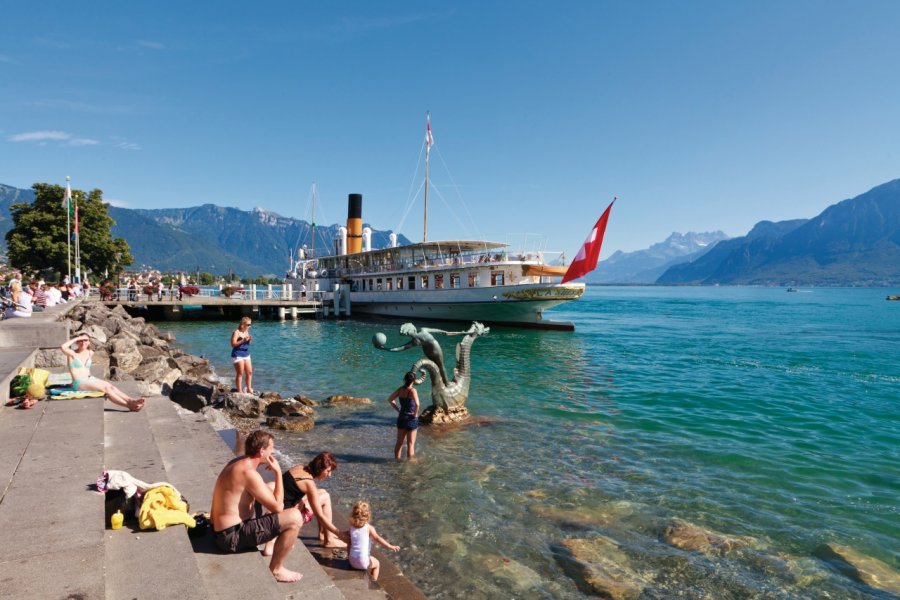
60,334,145,411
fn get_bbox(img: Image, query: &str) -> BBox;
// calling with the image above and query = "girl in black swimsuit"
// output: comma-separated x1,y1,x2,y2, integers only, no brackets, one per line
388,371,420,460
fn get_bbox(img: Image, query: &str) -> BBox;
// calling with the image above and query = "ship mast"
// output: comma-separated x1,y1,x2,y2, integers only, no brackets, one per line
423,112,434,242
310,182,317,259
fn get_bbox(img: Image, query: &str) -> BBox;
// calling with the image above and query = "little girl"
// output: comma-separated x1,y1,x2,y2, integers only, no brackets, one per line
347,501,399,581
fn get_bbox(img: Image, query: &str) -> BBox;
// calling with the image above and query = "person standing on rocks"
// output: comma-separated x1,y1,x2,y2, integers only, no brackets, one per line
230,316,255,394
210,430,305,583
60,334,145,411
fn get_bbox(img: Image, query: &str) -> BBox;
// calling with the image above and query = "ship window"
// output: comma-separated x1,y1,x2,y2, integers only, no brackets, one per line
491,272,505,286
450,273,460,288
468,273,479,287
408,276,415,290
421,275,429,289
361,279,366,291
434,274,444,289
387,278,393,290
397,277,404,290
376,278,383,291
369,279,374,290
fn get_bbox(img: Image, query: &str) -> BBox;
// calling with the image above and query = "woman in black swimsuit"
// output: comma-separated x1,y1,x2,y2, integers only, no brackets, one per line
281,452,345,548
388,371,420,460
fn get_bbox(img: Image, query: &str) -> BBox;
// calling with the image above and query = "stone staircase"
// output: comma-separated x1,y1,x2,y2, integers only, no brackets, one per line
0,302,417,600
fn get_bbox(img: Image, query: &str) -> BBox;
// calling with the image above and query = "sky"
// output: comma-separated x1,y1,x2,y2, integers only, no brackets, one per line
3,1,900,261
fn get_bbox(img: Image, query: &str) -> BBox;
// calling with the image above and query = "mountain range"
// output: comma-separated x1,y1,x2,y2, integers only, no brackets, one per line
0,184,410,277
2,178,899,284
586,231,730,284
656,179,900,285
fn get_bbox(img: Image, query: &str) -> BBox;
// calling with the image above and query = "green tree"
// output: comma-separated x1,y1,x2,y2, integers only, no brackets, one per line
6,183,133,278
198,271,216,285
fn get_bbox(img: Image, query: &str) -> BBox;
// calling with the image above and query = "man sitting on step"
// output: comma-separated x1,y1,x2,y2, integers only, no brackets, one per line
210,430,305,583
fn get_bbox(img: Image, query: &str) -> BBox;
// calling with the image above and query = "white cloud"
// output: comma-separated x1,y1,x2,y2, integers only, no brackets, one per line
136,40,165,50
115,141,141,151
7,130,100,147
8,130,70,142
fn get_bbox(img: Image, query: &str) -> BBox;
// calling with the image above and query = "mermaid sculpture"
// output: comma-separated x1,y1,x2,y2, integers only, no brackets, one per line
373,322,489,424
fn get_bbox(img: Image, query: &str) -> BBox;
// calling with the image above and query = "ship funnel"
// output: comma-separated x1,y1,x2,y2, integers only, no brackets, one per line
347,193,362,254
362,227,372,252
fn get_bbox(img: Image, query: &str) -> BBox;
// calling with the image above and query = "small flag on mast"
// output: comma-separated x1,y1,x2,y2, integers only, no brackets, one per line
561,198,616,284
62,177,72,211
426,114,434,155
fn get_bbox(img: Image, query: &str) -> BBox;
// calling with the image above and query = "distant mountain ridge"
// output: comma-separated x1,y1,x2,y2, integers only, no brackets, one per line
0,184,410,276
658,179,900,285
587,231,730,283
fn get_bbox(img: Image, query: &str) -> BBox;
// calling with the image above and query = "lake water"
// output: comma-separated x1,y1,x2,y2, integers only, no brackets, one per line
159,286,899,598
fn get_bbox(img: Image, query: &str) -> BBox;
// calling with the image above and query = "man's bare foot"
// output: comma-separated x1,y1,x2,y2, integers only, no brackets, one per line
261,539,275,557
272,567,303,583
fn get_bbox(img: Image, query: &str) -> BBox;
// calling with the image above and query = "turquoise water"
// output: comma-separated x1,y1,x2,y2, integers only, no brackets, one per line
161,287,899,598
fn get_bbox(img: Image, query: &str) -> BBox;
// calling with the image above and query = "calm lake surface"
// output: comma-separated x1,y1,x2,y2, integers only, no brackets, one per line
160,286,899,599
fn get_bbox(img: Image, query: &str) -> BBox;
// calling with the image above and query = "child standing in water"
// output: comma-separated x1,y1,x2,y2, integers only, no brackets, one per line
347,501,399,581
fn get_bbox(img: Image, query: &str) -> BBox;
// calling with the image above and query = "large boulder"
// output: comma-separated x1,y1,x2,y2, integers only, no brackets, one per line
34,348,66,368
170,377,216,412
173,354,213,378
201,406,234,431
814,543,900,594
555,537,646,600
266,415,314,432
77,323,108,345
224,392,272,418
131,356,182,395
109,340,143,373
266,400,314,418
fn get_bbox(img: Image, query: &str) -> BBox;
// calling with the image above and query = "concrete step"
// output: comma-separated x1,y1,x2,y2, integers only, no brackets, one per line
102,383,209,600
0,393,106,600
150,398,348,599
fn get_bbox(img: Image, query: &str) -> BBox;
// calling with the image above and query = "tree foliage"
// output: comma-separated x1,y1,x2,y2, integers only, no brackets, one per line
6,183,134,278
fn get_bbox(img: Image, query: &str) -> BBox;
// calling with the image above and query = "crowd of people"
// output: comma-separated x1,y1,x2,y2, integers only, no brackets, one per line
1,272,89,318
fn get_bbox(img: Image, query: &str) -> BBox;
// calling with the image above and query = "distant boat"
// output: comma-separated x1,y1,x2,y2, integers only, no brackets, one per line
787,287,798,292
887,295,900,301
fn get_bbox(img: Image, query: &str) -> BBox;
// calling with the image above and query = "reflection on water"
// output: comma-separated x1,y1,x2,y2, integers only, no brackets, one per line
163,288,899,599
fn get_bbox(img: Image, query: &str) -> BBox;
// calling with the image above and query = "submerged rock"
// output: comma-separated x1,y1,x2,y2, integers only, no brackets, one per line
556,536,646,600
529,502,634,530
814,542,900,594
322,395,372,405
266,400,314,418
481,553,545,593
662,518,749,553
266,415,314,432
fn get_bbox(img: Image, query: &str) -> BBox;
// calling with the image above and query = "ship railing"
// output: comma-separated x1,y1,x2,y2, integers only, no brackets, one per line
86,287,327,303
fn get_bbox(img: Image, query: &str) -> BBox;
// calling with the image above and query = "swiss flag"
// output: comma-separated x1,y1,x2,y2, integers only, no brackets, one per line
561,198,616,284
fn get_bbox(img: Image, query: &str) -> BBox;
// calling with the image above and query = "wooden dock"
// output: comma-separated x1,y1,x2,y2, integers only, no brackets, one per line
90,295,324,321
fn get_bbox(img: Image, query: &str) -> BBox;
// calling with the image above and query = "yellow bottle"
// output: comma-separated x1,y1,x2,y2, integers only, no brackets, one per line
111,510,124,530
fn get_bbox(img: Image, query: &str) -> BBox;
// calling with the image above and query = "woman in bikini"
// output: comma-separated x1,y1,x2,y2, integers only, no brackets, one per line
280,452,346,548
387,371,420,460
60,334,145,411
230,316,254,394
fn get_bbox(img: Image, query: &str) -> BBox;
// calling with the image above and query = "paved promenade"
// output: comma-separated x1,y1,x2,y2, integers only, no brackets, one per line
0,300,423,600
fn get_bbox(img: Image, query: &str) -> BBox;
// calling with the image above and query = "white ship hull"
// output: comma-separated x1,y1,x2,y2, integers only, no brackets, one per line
345,283,583,330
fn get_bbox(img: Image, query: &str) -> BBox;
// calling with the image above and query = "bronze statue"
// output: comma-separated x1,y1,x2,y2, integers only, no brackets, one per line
373,322,489,424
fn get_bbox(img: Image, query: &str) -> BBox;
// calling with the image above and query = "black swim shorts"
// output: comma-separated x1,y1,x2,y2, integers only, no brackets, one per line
213,512,281,553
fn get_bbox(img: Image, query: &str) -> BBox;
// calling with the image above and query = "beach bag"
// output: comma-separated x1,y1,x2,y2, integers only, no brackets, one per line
9,373,31,397
17,367,50,388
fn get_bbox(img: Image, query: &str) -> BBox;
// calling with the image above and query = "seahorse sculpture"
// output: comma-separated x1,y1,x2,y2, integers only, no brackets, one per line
373,321,489,423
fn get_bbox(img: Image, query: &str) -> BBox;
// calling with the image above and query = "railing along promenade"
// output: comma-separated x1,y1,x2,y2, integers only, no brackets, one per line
84,286,327,320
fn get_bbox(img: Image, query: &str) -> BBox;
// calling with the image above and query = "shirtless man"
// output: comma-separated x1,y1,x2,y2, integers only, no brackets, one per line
210,430,304,583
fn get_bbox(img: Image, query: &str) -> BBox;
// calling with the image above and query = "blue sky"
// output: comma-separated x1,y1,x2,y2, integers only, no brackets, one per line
3,1,900,260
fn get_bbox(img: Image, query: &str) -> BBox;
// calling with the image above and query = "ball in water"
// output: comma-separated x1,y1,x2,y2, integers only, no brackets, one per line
372,332,387,348
26,383,46,398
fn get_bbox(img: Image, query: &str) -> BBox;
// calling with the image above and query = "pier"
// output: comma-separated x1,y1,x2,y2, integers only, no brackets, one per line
89,286,344,321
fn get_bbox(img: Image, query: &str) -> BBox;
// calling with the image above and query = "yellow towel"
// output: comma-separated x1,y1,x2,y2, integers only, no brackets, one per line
139,485,196,531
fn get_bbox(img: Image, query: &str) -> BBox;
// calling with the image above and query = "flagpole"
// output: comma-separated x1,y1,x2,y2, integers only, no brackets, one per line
424,112,433,243
65,176,72,282
75,198,81,283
